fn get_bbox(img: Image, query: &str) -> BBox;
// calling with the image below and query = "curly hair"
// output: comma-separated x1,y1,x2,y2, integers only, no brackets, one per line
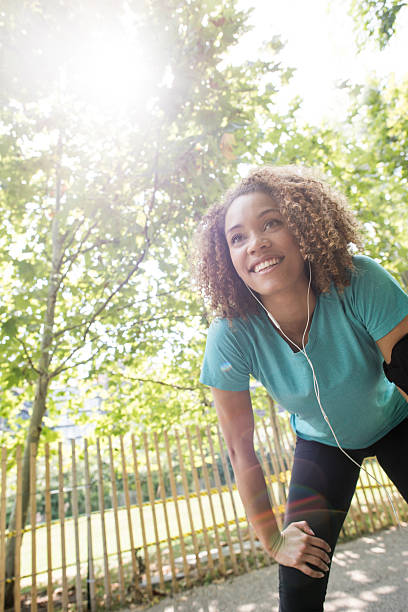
193,165,362,319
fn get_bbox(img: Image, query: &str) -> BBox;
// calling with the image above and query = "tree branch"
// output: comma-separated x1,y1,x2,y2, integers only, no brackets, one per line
58,217,86,266
53,320,88,340
80,150,161,342
81,246,149,343
56,221,98,291
86,281,193,323
52,151,163,361
49,344,83,377
50,312,201,361
50,349,101,378
76,237,120,258
16,337,41,375
123,375,199,392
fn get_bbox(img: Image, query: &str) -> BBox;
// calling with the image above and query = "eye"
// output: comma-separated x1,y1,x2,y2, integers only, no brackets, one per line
230,232,244,245
264,218,282,231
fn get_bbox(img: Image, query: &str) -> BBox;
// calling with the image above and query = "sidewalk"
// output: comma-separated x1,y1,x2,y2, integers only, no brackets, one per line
133,526,408,612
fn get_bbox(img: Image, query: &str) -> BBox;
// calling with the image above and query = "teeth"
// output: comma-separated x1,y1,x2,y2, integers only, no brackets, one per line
254,258,281,273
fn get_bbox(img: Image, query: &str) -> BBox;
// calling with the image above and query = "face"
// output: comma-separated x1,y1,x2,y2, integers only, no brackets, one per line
224,191,307,303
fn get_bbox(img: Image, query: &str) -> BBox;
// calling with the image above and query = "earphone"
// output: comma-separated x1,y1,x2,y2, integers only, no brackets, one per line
245,261,402,527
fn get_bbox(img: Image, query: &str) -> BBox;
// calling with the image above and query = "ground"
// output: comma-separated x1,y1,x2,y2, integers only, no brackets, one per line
126,526,408,612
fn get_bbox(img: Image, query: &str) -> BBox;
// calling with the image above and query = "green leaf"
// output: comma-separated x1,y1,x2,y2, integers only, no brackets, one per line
2,317,19,339
16,260,37,282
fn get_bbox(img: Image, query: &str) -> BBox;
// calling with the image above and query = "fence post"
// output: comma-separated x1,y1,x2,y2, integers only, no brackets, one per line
57,442,68,611
13,446,22,612
119,435,139,586
84,439,96,612
185,427,214,573
131,434,152,597
195,426,226,575
30,443,37,612
215,425,249,572
44,443,53,612
108,437,125,604
175,429,204,578
205,424,238,574
96,438,111,609
0,447,6,612
153,432,177,592
142,432,165,590
71,439,83,611
164,431,190,585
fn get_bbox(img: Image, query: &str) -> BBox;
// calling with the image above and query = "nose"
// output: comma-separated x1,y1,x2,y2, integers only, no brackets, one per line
247,232,270,254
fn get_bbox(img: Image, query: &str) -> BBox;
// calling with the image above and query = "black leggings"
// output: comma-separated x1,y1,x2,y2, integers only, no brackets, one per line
278,418,408,612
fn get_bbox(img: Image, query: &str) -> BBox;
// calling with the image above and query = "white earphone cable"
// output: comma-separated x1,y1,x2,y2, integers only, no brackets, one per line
246,263,402,527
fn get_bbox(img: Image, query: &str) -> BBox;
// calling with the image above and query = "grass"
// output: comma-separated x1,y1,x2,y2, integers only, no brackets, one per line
16,483,261,588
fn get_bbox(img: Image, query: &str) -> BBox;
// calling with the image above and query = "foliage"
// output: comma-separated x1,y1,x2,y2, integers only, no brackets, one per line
0,0,296,448
349,0,407,48
336,78,408,277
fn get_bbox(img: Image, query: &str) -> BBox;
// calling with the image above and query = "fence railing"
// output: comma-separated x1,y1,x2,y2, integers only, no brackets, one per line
0,408,407,611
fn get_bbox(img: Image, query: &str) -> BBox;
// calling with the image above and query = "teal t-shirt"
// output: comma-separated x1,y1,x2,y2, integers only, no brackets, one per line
200,256,408,449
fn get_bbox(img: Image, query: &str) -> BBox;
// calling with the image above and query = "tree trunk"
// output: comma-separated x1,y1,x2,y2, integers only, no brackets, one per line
4,374,50,609
4,133,63,609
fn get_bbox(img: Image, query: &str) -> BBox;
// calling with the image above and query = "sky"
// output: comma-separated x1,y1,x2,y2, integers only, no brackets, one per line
234,0,408,124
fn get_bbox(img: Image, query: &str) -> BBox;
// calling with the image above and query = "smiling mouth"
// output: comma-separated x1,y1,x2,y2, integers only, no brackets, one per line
252,257,283,273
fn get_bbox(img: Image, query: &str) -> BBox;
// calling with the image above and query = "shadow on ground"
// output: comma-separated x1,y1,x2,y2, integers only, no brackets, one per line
131,526,408,612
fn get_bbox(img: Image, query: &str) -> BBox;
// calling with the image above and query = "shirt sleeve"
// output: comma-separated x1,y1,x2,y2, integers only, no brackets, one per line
200,318,251,391
350,256,408,341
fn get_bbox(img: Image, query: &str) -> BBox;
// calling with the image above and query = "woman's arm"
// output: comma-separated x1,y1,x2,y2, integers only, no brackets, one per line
376,314,408,402
211,386,331,578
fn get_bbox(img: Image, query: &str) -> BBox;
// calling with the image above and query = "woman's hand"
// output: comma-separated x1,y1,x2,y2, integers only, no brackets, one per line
273,521,332,578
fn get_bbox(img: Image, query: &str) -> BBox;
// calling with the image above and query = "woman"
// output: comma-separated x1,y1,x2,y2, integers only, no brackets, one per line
194,166,408,611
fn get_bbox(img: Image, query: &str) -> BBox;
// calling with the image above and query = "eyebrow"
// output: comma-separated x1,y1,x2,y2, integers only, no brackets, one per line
225,207,281,235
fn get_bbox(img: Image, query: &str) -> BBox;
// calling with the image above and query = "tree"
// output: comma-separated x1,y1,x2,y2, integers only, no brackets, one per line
349,0,407,48
0,0,296,605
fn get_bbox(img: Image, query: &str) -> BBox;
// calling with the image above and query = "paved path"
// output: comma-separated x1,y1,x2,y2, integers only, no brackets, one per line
135,526,408,612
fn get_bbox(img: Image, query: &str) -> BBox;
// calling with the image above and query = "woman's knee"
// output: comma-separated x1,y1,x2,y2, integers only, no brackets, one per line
279,564,329,612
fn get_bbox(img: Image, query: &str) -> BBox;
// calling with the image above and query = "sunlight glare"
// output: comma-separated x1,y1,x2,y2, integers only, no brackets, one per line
68,27,157,114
